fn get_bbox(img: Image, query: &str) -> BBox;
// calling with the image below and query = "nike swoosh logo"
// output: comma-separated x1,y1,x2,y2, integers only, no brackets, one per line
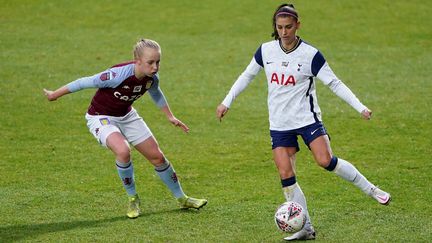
377,195,388,202
266,61,273,64
310,128,320,135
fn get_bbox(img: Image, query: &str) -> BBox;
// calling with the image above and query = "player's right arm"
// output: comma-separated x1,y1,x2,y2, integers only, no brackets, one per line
43,66,128,102
217,47,263,121
43,86,71,101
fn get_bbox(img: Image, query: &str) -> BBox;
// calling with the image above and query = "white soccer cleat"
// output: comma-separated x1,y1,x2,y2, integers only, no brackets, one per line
284,226,316,241
369,187,391,205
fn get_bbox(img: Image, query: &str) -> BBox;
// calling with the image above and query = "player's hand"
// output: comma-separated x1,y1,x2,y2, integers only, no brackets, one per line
168,116,190,133
216,104,229,122
43,88,57,101
361,108,372,120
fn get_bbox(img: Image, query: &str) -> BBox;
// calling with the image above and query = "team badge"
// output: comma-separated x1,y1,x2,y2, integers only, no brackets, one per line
100,71,117,81
145,80,153,89
171,172,178,183
122,177,133,186
297,64,302,71
99,118,110,125
133,85,142,93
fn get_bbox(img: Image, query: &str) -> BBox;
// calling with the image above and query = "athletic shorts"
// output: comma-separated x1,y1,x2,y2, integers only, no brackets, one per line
85,108,153,147
270,122,329,150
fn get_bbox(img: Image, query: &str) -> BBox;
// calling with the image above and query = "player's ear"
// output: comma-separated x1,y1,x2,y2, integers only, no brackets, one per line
296,21,301,30
135,57,142,65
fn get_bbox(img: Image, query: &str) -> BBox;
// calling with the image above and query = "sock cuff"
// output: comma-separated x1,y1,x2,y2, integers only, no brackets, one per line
281,176,296,187
116,160,132,169
155,159,170,172
325,156,338,171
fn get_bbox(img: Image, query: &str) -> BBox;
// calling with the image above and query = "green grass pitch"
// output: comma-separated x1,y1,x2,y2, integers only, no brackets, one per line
1,0,431,242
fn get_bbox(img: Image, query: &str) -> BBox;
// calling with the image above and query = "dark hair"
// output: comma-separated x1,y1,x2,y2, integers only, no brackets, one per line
271,3,299,40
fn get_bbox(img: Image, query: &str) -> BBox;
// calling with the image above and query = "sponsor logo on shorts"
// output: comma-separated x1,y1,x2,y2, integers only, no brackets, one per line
310,128,320,135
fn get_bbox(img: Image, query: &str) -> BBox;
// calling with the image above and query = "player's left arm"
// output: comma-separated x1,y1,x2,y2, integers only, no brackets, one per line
312,52,371,120
148,76,190,132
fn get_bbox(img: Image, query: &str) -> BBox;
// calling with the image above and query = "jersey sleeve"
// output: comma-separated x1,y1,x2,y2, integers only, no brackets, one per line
221,49,263,108
316,63,367,113
66,65,130,92
311,51,326,77
147,74,168,108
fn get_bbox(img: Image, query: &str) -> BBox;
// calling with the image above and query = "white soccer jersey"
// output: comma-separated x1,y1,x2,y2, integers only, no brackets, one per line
222,39,367,130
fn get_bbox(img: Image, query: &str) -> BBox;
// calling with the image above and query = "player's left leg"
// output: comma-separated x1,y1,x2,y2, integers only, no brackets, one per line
134,136,207,209
309,135,391,205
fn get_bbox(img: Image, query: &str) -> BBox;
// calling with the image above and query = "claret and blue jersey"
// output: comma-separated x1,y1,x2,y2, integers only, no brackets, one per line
66,61,167,117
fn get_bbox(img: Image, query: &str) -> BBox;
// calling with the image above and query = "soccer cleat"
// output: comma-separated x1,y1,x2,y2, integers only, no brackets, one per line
177,196,208,209
369,187,391,205
127,194,141,219
284,227,316,241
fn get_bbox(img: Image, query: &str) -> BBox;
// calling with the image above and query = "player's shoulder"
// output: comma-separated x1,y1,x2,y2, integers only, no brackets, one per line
260,39,279,51
298,39,321,56
110,61,135,73
102,61,135,81
111,60,135,68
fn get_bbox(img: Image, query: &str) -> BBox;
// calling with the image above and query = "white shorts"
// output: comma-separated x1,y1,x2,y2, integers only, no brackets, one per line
85,108,153,147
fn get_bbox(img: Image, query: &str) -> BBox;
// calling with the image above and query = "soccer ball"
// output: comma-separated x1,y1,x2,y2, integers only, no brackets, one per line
274,201,306,233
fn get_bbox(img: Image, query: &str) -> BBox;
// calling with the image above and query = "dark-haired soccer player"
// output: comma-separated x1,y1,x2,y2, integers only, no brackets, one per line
44,39,207,219
216,4,391,241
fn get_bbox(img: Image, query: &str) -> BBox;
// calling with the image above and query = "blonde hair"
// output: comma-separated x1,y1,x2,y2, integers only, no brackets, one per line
133,38,161,59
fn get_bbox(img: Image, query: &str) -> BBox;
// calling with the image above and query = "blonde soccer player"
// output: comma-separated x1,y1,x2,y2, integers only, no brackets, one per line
44,39,207,219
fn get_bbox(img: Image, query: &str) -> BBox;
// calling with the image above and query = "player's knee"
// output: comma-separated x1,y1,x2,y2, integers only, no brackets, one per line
278,166,295,179
149,152,165,166
316,154,333,168
115,146,131,162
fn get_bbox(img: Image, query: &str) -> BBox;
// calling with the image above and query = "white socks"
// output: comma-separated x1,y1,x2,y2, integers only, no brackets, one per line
283,182,313,229
333,157,374,194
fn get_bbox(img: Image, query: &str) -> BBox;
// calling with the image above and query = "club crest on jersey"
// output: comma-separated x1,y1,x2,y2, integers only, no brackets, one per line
133,85,142,93
100,71,116,81
99,118,110,125
297,64,302,71
270,73,296,86
145,80,153,89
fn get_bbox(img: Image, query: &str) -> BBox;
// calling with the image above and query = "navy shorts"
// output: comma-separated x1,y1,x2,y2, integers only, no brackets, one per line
270,122,329,150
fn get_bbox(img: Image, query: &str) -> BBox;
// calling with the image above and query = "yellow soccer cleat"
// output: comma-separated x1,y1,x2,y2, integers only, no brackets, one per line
127,194,141,219
177,196,208,209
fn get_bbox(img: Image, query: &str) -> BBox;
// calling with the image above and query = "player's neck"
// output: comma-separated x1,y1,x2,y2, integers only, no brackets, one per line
280,37,299,52
134,67,146,80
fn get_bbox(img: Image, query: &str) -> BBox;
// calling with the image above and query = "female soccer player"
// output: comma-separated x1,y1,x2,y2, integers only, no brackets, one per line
44,39,207,219
216,4,391,241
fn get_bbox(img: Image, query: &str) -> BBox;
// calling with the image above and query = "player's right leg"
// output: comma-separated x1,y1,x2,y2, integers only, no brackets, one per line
85,114,140,218
273,147,315,240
